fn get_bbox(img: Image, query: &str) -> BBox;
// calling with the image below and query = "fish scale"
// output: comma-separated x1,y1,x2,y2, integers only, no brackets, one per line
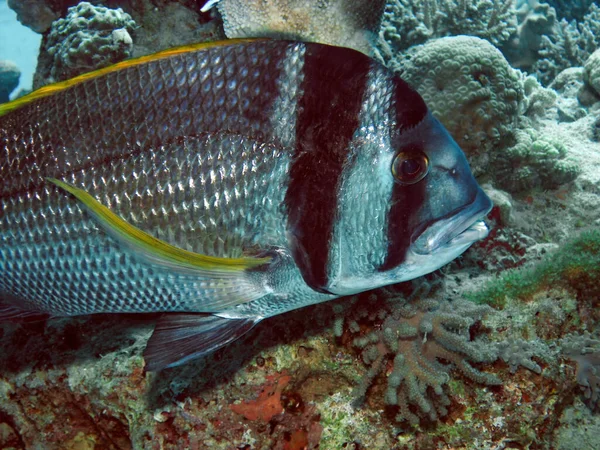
0,39,493,370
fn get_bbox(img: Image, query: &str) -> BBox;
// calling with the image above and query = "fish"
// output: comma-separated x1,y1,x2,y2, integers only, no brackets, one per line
0,38,492,370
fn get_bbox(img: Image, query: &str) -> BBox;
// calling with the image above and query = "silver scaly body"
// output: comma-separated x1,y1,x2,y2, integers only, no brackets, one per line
0,40,492,369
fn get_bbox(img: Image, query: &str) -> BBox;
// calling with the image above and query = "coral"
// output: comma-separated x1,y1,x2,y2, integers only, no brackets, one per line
213,0,386,55
493,128,580,193
496,337,546,374
347,288,500,424
397,36,523,175
7,0,60,33
0,60,20,103
584,48,600,96
378,0,516,55
534,4,600,85
36,2,136,87
521,74,557,118
561,332,600,410
546,0,597,21
502,0,557,69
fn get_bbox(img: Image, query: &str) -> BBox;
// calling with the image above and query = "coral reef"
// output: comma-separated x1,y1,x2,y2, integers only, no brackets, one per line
337,286,500,425
0,60,20,103
534,4,600,85
213,0,386,55
379,0,516,55
493,128,580,192
397,36,523,175
34,2,135,87
1,0,600,448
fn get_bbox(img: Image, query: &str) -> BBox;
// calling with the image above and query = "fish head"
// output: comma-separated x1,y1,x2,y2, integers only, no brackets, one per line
326,81,492,296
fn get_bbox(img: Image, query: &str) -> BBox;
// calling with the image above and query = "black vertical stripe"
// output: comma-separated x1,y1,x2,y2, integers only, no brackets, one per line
285,43,371,291
379,78,428,271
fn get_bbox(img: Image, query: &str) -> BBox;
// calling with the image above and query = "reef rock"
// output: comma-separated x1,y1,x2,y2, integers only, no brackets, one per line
213,0,386,55
7,0,60,33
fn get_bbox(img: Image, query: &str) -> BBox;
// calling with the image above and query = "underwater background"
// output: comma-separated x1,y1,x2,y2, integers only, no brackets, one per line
0,0,599,448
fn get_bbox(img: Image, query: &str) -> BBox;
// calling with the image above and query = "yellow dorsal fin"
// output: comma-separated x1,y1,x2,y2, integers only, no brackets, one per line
47,178,271,273
0,38,262,118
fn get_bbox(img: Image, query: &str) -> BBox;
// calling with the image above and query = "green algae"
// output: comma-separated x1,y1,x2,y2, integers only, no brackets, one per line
467,229,600,307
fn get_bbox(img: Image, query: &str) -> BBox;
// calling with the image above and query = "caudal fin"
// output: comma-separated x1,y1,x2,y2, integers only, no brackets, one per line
143,313,260,371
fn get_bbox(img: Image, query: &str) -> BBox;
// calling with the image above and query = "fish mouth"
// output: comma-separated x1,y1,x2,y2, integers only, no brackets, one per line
412,190,493,255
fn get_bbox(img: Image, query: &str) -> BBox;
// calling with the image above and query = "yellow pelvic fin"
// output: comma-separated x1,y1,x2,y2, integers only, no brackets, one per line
0,38,263,118
47,178,271,273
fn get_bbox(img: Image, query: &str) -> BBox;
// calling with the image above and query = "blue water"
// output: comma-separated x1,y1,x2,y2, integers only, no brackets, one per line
0,0,41,97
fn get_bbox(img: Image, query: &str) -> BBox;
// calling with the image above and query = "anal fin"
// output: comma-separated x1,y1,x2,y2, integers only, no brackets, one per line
143,313,260,371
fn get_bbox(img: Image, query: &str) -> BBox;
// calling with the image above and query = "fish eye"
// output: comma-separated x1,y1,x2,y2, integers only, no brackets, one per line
391,151,429,184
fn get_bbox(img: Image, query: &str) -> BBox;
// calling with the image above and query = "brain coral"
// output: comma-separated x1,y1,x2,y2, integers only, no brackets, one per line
213,0,386,55
36,2,136,87
397,36,524,175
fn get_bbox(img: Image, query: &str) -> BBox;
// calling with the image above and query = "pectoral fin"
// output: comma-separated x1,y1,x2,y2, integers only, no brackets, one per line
47,178,272,309
144,313,260,371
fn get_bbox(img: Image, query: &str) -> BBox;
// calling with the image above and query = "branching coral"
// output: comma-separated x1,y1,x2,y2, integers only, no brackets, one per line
493,128,580,193
341,286,500,424
545,0,597,21
36,2,136,87
379,0,516,56
533,4,600,85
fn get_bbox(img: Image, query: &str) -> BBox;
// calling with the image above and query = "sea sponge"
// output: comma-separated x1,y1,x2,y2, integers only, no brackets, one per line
212,0,386,55
494,128,581,192
397,36,524,175
37,2,136,87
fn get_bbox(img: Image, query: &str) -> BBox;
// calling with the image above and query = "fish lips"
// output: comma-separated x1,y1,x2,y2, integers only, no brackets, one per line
412,190,493,255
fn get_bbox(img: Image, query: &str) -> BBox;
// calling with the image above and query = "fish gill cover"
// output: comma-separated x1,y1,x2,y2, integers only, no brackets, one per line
0,0,599,449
